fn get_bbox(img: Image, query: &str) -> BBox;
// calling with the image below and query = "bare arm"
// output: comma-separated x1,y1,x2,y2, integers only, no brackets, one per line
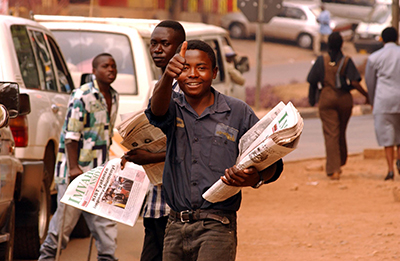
222,163,278,187
65,139,83,181
150,41,187,116
351,80,370,104
120,149,166,169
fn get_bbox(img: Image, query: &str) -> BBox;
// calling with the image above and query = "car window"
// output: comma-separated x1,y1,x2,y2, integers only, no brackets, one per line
47,36,74,93
52,30,137,95
29,30,57,92
11,25,41,89
285,7,306,20
203,39,224,84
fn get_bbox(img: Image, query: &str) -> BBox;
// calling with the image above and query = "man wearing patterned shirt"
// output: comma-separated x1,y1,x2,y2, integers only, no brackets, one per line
122,20,186,261
39,53,119,261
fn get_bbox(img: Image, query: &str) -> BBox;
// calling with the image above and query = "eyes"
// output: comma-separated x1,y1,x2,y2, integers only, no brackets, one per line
150,41,171,48
182,65,207,72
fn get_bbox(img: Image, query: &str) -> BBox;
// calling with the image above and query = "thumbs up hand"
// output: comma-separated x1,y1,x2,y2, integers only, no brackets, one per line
165,41,187,78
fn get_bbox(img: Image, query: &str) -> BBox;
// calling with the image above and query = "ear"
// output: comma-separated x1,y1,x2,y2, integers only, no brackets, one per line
212,67,218,79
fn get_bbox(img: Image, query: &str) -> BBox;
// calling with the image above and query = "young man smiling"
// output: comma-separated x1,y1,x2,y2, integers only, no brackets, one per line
145,40,283,261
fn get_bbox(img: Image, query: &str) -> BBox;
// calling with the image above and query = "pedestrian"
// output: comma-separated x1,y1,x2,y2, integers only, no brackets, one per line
365,26,400,181
307,32,369,180
223,45,245,86
121,20,186,261
145,39,283,261
314,4,332,56
38,53,119,261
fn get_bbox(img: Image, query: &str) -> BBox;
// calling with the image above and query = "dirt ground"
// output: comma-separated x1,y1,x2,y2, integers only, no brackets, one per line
230,39,400,261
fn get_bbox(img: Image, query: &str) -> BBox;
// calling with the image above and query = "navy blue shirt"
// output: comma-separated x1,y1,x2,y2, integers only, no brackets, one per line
146,88,281,212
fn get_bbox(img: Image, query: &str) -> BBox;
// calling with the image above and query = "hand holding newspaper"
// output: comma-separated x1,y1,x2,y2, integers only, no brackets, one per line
202,102,303,203
60,158,150,226
116,109,166,185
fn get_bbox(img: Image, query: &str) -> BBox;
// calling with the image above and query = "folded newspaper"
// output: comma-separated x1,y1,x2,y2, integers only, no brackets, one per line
116,109,166,185
202,101,304,203
60,158,150,226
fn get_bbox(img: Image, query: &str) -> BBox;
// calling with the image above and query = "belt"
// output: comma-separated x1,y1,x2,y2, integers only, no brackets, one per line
169,209,234,225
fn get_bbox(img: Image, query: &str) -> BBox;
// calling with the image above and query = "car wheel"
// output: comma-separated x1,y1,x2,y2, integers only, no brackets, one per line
14,180,50,260
297,33,313,49
0,201,15,261
229,23,246,39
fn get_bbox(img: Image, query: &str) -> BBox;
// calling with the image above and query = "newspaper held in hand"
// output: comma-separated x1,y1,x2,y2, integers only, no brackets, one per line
116,109,166,185
60,158,150,226
202,102,303,203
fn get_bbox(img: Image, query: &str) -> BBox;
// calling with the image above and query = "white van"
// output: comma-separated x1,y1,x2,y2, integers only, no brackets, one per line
34,15,250,127
0,15,76,259
353,0,395,53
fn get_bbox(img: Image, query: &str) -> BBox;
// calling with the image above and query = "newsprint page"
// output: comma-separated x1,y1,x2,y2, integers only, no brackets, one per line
61,158,149,226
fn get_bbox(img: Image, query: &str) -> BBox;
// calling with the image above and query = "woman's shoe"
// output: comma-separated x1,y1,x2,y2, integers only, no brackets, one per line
396,160,400,175
384,171,394,181
329,172,340,180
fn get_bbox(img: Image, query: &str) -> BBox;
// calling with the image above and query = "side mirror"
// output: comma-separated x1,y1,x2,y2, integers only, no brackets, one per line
0,82,19,118
80,73,95,86
235,56,250,73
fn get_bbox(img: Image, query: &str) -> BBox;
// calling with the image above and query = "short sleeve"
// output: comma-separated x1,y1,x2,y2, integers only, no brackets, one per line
65,96,85,141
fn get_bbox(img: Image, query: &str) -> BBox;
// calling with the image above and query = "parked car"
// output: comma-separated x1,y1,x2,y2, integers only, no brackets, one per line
34,15,250,128
220,1,354,49
353,0,394,53
0,82,31,261
0,15,75,259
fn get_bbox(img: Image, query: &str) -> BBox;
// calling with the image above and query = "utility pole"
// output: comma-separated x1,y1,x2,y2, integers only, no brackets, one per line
392,0,399,36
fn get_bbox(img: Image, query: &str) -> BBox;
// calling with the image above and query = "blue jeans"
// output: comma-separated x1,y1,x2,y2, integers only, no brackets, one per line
163,213,237,261
38,184,118,261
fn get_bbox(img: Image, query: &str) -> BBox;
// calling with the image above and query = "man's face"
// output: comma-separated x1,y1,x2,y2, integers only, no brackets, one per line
150,27,182,68
177,49,218,99
93,56,117,85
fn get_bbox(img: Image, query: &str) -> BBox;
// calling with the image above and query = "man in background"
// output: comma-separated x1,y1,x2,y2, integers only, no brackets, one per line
365,27,400,181
315,4,332,55
39,53,119,261
122,20,186,261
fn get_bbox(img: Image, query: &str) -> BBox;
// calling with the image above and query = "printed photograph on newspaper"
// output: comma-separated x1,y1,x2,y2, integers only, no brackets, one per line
60,158,150,226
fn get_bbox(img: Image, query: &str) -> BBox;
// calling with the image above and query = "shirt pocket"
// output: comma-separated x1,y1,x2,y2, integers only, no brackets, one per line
208,136,237,173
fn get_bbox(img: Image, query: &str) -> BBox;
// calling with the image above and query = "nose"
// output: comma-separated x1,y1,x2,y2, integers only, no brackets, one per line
154,44,163,53
188,67,198,77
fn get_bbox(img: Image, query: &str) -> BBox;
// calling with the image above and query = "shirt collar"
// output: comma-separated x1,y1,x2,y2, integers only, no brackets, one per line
384,42,397,48
174,87,231,115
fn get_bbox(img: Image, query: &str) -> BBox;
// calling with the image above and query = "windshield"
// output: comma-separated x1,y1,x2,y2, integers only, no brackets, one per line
367,4,391,23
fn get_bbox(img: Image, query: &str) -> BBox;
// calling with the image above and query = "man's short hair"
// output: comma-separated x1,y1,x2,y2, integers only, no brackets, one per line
154,20,186,44
92,53,113,69
177,40,217,69
382,27,398,43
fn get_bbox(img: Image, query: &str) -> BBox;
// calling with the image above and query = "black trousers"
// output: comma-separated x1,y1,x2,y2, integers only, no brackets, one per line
140,216,169,261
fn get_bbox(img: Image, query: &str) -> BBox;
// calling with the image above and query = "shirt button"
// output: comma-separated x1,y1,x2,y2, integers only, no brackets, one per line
192,181,198,186
193,159,197,164
194,138,198,142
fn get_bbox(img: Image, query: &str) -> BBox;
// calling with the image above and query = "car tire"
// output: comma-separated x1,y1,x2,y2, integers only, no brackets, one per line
297,33,313,49
229,23,246,39
14,180,50,260
0,201,15,261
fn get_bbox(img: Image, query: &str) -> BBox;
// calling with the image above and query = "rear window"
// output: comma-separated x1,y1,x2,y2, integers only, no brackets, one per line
52,30,137,95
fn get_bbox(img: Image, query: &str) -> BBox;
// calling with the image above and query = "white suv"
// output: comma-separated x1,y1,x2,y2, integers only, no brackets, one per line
0,15,75,259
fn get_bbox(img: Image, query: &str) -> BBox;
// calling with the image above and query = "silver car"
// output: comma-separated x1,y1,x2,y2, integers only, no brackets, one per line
220,1,354,49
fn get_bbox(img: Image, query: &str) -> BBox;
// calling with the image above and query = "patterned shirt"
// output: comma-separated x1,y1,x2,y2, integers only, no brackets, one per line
142,184,170,218
54,80,119,184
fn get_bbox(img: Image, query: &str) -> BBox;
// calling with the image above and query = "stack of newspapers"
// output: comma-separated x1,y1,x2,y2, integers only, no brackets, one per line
202,101,304,203
116,110,166,185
